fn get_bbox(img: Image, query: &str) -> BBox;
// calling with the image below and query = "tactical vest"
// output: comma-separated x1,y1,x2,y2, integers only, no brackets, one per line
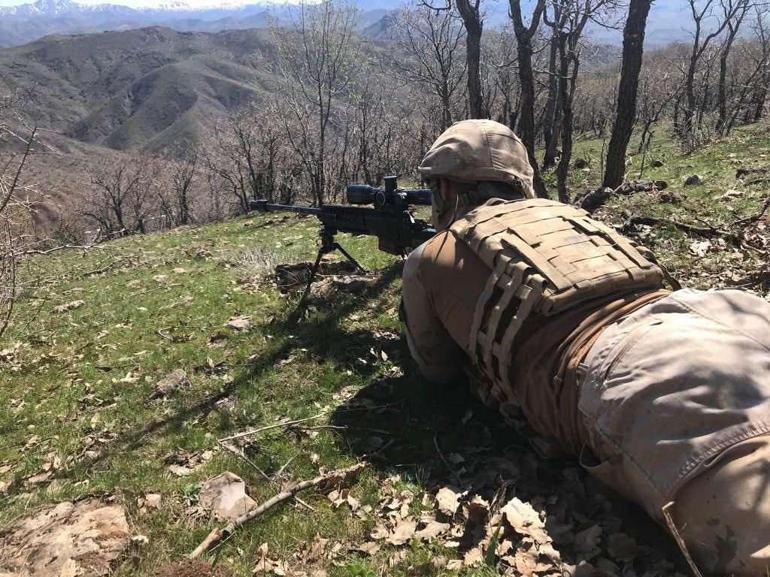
450,198,665,392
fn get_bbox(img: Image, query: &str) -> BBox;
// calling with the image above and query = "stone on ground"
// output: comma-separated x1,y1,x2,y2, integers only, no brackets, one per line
199,472,257,522
0,499,130,577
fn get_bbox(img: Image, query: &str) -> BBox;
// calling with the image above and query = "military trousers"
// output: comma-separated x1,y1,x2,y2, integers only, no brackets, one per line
579,289,770,575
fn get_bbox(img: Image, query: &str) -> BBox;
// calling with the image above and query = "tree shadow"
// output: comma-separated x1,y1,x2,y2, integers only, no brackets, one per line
41,263,404,487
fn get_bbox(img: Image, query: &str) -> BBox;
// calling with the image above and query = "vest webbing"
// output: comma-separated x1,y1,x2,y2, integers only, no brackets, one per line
449,198,665,386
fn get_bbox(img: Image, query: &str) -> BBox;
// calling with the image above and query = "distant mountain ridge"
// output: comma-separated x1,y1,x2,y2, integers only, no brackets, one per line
0,0,697,48
0,0,364,48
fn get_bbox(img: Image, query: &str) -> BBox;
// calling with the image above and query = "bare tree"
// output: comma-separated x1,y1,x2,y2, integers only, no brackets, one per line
635,67,679,155
455,0,485,118
483,26,519,126
602,0,654,189
0,111,35,338
86,155,158,239
206,105,286,214
159,147,199,226
545,0,619,202
542,27,562,169
275,1,359,205
510,0,549,197
397,3,466,130
681,0,748,144
716,0,753,133
745,6,770,122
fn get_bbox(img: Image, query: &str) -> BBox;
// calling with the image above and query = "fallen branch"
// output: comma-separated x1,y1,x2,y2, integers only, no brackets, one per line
580,180,668,212
731,197,770,227
17,243,100,256
623,216,740,243
736,166,769,179
189,462,365,559
219,412,326,443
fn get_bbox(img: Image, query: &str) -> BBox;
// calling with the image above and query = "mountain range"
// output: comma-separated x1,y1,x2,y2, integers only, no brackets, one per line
0,0,698,49
0,0,395,47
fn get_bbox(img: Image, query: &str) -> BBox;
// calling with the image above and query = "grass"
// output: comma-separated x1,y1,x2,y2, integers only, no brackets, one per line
0,122,768,576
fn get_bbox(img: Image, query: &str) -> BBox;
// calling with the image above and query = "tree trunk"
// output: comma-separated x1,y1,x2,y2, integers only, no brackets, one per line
555,39,572,203
456,0,484,119
509,0,548,198
542,32,560,170
754,79,769,122
602,0,653,189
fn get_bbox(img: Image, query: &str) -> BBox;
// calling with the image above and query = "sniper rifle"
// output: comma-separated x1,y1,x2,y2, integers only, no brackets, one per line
249,176,435,309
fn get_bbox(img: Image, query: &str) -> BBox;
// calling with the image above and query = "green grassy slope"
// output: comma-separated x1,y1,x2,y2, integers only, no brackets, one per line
0,125,767,576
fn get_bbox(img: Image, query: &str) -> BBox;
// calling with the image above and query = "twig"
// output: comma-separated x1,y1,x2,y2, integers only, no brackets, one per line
302,424,393,436
732,197,770,227
218,440,314,512
273,455,297,480
17,243,99,256
624,215,739,242
219,412,326,442
156,329,174,341
433,434,461,486
217,439,271,483
189,463,365,559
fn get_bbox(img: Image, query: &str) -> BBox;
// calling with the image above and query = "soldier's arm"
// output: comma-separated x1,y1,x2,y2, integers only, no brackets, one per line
400,244,465,385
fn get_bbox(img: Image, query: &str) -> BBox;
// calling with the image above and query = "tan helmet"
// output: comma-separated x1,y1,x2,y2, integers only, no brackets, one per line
419,119,536,199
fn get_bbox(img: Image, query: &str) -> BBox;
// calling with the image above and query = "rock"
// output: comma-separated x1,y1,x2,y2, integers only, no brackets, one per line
142,493,162,510
574,158,590,169
0,499,130,577
224,317,251,331
199,472,257,522
684,174,704,186
658,190,682,204
151,369,190,398
650,159,664,168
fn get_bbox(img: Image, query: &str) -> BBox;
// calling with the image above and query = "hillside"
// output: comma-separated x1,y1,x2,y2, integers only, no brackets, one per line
0,124,767,576
0,26,280,154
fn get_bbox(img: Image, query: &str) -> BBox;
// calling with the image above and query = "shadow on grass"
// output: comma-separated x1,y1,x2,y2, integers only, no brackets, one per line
42,262,404,487
330,351,687,572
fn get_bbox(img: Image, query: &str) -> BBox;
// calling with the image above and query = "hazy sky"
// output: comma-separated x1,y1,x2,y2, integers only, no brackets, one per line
0,0,259,6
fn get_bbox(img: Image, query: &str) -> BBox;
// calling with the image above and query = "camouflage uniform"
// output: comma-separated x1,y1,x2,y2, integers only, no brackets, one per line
402,119,770,576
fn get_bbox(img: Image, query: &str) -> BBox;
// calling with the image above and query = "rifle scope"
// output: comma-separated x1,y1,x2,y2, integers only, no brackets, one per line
346,175,432,210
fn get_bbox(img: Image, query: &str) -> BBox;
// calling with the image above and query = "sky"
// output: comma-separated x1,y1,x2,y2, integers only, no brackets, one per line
0,0,260,6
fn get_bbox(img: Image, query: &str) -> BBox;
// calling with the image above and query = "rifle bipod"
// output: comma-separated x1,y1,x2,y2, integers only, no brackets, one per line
291,227,367,321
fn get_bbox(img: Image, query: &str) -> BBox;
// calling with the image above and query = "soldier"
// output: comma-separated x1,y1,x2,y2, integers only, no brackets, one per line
401,119,770,576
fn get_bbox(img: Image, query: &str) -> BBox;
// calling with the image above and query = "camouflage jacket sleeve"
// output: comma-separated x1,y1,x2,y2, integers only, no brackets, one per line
400,243,464,385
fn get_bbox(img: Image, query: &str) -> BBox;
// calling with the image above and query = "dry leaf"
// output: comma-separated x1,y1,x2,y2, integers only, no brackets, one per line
607,532,638,562
53,300,84,313
463,547,483,567
436,487,461,517
414,519,450,541
386,519,417,546
575,525,602,559
167,464,193,477
501,498,550,545
356,542,380,556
